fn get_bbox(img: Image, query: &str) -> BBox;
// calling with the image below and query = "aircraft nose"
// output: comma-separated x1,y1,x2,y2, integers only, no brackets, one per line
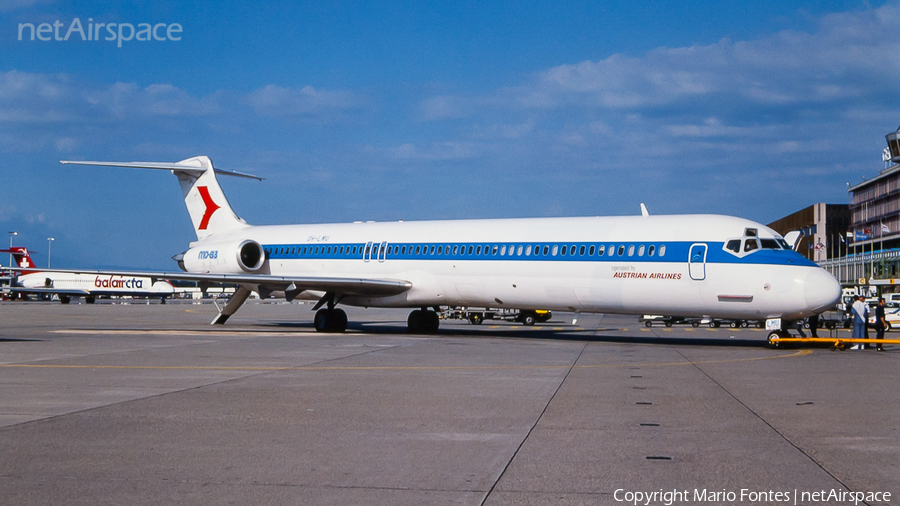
805,268,841,313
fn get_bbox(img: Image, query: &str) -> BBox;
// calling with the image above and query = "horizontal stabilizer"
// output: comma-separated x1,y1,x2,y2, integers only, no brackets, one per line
60,160,264,181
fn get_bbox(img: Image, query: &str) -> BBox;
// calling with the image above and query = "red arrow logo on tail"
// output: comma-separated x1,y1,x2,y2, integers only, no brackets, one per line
197,186,220,230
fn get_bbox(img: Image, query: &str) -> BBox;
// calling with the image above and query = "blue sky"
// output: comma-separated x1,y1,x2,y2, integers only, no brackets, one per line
1,0,898,269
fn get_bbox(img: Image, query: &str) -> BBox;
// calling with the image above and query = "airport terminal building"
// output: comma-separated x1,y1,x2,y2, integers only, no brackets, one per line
815,125,900,291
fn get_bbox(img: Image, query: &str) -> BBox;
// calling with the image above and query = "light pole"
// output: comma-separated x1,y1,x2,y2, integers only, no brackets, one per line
47,237,54,268
7,231,17,268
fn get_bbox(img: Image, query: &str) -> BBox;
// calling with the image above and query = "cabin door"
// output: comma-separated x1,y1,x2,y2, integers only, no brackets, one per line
688,243,707,281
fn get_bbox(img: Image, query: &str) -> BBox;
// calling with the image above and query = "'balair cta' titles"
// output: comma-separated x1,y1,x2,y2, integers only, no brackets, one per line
95,276,144,289
613,272,682,280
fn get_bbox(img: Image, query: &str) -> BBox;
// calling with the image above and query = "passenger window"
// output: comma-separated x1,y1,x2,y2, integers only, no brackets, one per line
525,245,531,256
561,245,567,256
618,245,625,256
468,245,473,255
579,245,586,256
500,245,507,255
638,245,645,256
597,245,605,256
744,240,759,252
476,245,482,255
627,245,635,256
552,245,558,256
452,245,458,255
608,245,615,256
726,239,741,253
492,245,498,255
543,245,549,255
589,245,595,256
659,245,666,256
648,245,655,256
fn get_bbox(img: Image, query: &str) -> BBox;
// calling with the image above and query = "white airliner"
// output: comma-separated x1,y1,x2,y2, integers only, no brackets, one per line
2,247,174,303
24,156,839,338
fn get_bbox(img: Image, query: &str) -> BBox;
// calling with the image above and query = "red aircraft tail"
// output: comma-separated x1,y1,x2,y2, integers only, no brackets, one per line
0,247,40,275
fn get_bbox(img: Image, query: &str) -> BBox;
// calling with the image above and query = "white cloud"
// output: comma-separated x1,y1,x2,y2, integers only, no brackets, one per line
385,141,479,162
416,4,900,118
245,84,364,117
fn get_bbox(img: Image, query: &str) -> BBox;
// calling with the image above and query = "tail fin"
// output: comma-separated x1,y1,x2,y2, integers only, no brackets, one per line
61,156,262,240
171,156,249,240
0,247,39,274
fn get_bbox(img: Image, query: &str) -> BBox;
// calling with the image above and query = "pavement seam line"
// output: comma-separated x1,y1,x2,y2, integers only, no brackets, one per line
673,348,858,496
478,341,589,506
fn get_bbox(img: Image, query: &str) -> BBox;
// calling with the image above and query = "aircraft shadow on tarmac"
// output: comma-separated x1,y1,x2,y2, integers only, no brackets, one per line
261,320,773,348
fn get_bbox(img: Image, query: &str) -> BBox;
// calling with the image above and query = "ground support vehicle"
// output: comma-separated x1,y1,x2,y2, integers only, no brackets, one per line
440,307,552,325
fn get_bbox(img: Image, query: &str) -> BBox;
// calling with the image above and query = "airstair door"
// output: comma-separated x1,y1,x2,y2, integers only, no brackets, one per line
688,243,707,281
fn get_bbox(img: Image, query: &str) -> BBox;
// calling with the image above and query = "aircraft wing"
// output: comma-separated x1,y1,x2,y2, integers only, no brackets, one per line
6,267,413,297
8,287,91,296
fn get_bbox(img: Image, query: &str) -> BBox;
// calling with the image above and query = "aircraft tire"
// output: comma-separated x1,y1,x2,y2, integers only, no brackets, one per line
730,321,739,328
314,309,348,333
664,321,672,327
423,311,440,333
85,297,95,304
333,308,348,333
691,322,700,327
468,313,483,325
645,321,652,328
408,310,439,334
59,295,70,304
522,314,536,326
407,310,423,333
314,309,330,332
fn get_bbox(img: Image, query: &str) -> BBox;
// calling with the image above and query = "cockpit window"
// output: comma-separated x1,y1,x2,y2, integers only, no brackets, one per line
744,228,758,237
777,239,791,249
726,239,741,253
760,239,780,249
743,239,759,252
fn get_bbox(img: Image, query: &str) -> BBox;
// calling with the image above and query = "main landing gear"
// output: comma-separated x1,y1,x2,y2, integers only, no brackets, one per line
314,308,348,333
407,309,440,334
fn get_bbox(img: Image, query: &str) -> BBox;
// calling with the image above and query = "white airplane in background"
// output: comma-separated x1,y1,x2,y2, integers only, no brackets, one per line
2,247,174,303
19,156,839,339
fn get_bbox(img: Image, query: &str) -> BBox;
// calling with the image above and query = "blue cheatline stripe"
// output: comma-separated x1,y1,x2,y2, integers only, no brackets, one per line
261,241,819,267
